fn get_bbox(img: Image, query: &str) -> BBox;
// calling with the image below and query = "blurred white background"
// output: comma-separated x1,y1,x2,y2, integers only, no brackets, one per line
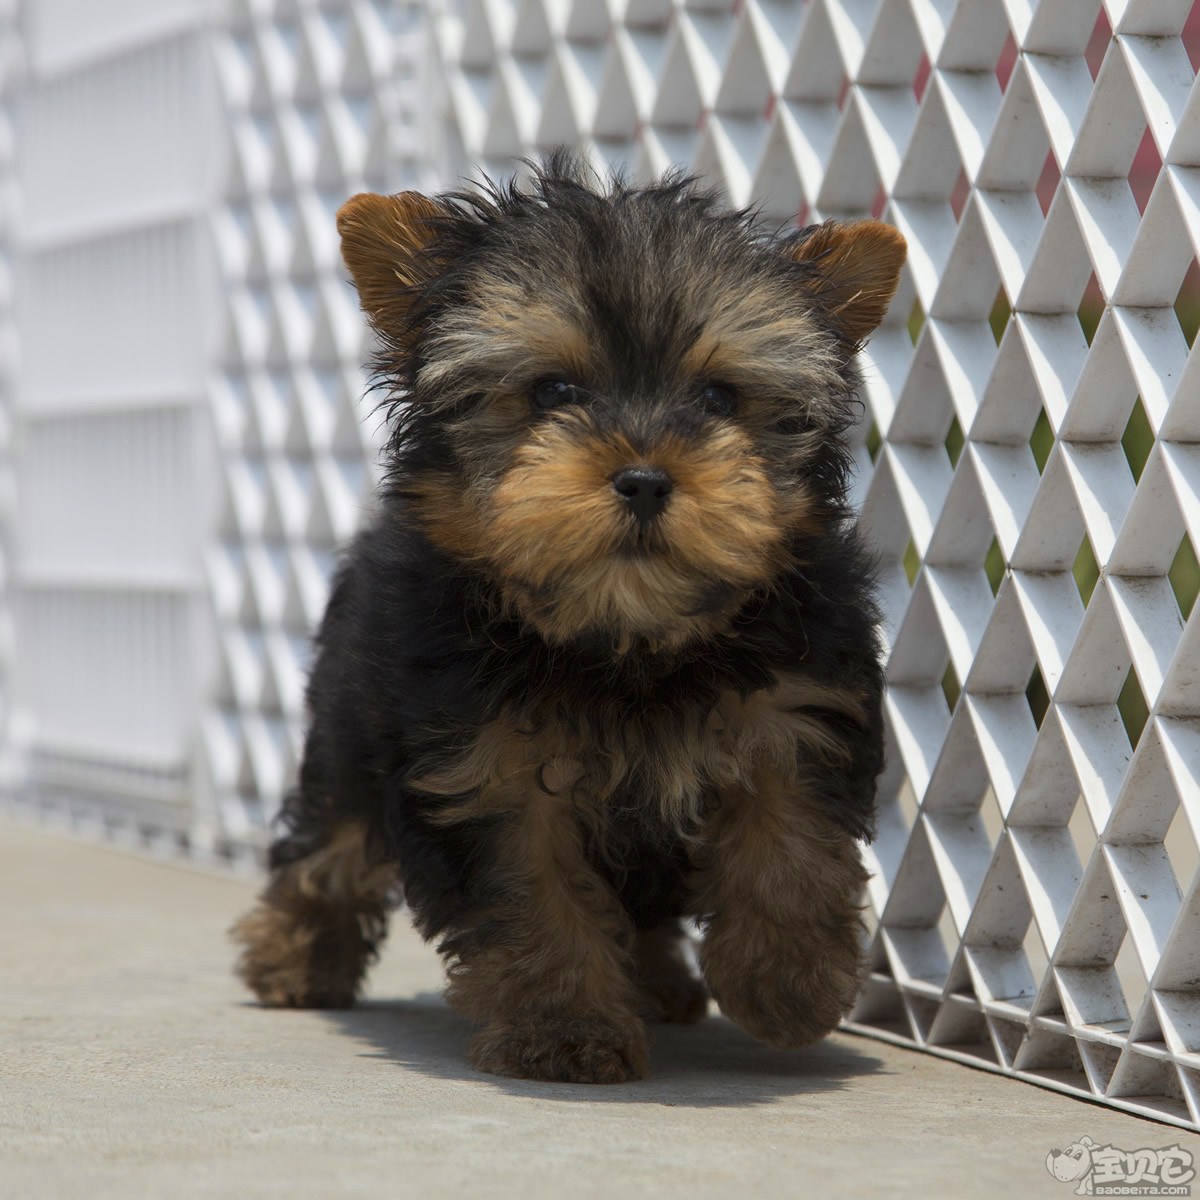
2,0,438,858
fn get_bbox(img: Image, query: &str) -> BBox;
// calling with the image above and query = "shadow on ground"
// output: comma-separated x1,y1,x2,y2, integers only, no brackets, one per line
322,993,887,1108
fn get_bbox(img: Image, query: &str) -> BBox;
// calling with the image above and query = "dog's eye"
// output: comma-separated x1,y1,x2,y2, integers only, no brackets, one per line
531,378,581,410
698,382,737,417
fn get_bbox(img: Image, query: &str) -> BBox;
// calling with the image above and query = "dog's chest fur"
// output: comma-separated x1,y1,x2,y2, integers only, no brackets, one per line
408,670,861,835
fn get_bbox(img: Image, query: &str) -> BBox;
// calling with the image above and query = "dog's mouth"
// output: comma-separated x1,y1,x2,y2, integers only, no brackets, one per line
501,555,749,642
615,527,668,558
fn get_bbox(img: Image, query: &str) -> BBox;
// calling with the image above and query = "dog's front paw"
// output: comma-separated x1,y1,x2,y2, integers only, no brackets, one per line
700,917,863,1048
469,1014,650,1083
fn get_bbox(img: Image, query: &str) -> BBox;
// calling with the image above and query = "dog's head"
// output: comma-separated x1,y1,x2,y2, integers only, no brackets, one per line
338,156,905,649
1046,1137,1095,1183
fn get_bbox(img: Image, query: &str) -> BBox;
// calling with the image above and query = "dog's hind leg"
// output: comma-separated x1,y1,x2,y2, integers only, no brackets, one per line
231,792,398,1010
634,921,708,1024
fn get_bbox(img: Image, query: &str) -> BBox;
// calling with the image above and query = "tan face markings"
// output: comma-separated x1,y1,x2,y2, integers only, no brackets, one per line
681,284,839,404
419,278,597,404
408,412,820,652
397,233,866,646
450,414,808,645
407,405,821,647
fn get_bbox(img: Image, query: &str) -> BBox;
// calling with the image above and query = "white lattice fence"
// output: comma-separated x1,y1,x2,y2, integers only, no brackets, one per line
429,0,1200,1129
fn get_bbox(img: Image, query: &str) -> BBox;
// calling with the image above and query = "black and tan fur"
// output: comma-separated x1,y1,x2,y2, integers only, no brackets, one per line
232,156,906,1083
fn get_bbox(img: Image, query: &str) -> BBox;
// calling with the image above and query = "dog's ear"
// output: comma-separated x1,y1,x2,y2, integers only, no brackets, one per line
336,191,441,332
790,220,907,346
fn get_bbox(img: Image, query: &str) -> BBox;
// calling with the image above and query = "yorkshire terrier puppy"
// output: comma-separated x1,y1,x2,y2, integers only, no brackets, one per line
233,156,906,1084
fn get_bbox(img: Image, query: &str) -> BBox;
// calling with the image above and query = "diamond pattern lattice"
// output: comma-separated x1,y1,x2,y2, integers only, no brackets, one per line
430,0,1200,1129
203,0,435,857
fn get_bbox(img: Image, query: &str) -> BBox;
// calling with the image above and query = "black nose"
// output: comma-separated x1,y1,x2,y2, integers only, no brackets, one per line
612,466,673,527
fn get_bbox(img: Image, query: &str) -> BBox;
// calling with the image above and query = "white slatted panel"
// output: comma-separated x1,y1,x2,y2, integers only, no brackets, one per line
10,2,222,838
0,0,19,798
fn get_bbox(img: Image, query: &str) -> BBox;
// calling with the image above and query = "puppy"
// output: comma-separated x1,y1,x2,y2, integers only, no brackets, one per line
232,156,906,1084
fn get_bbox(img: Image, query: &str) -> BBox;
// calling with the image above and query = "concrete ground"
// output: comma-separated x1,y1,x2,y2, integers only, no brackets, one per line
4,820,1199,1200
